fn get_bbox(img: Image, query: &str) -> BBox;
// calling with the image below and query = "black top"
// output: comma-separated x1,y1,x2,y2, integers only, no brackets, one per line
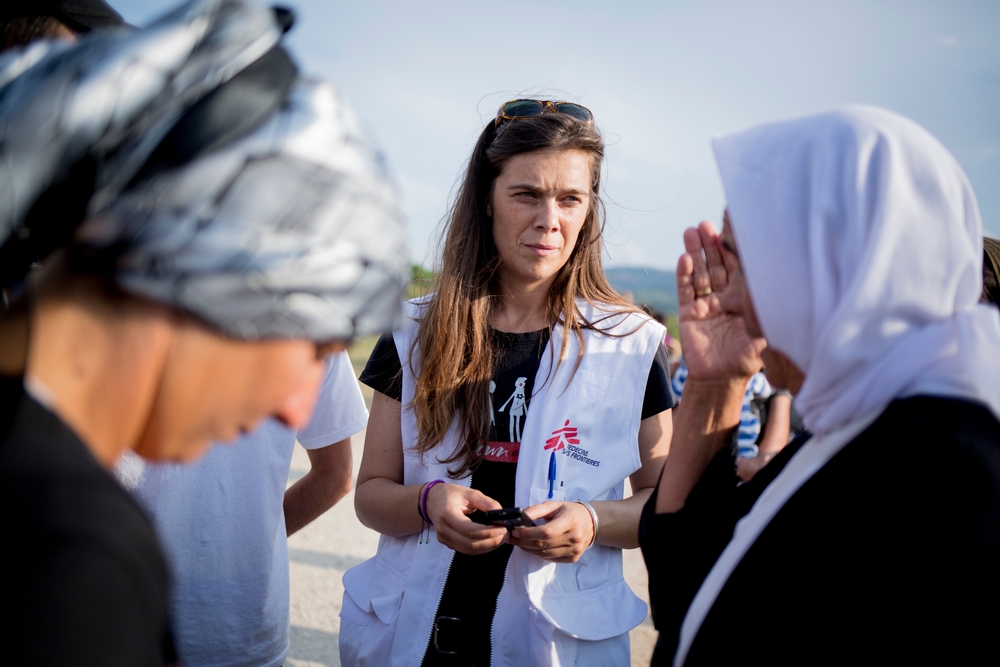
0,376,175,666
361,329,674,419
639,395,1000,666
361,327,674,664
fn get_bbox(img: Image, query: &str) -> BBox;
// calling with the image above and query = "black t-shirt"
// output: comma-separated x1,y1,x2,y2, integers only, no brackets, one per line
0,376,176,666
361,329,674,420
360,326,674,658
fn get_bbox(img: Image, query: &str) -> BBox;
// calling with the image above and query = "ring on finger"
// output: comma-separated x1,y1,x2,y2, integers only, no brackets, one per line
695,287,713,297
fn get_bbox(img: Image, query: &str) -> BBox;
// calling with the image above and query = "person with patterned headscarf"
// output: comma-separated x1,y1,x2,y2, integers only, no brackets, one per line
0,1,407,663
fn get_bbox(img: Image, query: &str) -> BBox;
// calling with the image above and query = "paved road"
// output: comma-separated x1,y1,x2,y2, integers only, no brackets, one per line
285,384,658,666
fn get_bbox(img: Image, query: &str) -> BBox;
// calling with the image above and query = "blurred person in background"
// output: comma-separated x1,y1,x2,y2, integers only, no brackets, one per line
1,0,124,49
343,100,675,667
0,1,407,664
663,330,678,366
117,347,367,667
739,389,792,480
641,303,678,368
671,356,791,481
639,107,1000,665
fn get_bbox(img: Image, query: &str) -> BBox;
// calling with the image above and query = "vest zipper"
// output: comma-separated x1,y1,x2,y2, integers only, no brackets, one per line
490,557,511,667
418,548,457,667
417,474,469,667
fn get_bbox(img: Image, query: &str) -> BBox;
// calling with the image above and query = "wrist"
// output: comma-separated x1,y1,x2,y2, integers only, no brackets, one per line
416,482,430,521
675,380,747,435
421,480,446,525
680,376,753,395
575,500,599,549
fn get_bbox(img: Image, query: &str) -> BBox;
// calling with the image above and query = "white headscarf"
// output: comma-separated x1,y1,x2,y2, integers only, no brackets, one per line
713,105,1000,435
675,105,1000,667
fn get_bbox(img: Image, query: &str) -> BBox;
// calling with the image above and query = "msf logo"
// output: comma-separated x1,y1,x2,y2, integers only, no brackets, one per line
545,420,579,452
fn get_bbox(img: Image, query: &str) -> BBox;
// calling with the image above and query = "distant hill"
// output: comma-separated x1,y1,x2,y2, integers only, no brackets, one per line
606,266,678,315
403,264,679,316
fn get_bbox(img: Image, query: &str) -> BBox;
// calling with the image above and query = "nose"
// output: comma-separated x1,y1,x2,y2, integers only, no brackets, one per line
533,199,561,233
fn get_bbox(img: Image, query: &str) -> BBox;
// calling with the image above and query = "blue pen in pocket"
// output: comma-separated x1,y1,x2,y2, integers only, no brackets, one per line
548,451,557,499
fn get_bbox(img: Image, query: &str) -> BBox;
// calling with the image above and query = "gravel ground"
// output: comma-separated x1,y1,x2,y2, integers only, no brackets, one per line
285,383,658,667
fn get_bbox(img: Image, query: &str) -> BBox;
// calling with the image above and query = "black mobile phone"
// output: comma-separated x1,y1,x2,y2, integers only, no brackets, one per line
487,508,536,529
468,510,492,525
468,507,536,528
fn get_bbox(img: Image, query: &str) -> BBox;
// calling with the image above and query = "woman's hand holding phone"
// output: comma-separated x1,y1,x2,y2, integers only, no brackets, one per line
510,501,596,563
425,483,509,555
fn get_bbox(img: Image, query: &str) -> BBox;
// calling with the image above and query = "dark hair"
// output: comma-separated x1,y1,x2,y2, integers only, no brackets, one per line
1,16,73,50
412,112,637,476
982,237,1000,307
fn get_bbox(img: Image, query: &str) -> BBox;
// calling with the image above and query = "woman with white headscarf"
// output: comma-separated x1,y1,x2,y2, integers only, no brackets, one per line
0,1,406,663
638,106,1000,665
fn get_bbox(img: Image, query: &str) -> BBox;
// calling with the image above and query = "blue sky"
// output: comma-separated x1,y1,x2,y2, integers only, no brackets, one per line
114,0,1000,269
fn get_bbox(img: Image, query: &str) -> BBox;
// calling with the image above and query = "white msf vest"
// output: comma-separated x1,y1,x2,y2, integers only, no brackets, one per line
340,300,665,667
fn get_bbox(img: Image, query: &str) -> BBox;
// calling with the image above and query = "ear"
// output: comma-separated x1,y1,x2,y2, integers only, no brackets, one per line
486,203,492,217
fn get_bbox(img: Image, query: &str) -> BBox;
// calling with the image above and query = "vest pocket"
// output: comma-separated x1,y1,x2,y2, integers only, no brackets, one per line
341,555,407,626
528,576,647,641
529,486,567,507
340,556,408,666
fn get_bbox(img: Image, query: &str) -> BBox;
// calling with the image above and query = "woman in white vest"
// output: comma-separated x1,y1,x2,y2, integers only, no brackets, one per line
341,100,676,667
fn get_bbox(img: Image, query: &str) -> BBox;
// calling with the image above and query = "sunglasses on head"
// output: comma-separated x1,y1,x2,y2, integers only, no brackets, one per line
494,99,593,128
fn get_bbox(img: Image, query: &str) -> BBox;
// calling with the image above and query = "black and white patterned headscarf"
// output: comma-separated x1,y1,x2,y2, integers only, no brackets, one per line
0,0,407,341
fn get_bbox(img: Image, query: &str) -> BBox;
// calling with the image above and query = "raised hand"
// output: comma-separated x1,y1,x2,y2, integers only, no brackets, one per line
676,220,765,383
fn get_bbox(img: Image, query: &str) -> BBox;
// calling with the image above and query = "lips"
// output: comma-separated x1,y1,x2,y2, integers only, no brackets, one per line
524,243,558,256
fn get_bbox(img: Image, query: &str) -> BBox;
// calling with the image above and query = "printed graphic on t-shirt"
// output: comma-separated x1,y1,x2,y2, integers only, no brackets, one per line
489,380,496,427
484,440,520,463
498,376,528,442
486,371,534,462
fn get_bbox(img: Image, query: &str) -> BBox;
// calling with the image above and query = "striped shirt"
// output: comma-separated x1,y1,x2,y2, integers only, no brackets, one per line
671,358,774,458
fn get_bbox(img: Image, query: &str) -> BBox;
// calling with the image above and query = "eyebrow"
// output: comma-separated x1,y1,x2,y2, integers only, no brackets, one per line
506,182,588,195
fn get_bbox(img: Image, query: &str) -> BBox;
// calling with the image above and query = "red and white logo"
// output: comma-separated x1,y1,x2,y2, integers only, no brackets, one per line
547,419,601,467
545,420,579,451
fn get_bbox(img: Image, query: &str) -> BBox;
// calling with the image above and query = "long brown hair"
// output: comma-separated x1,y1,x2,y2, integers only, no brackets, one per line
413,111,638,475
